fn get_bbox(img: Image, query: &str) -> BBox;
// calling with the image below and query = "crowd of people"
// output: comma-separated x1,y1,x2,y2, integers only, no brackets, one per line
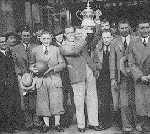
0,16,150,134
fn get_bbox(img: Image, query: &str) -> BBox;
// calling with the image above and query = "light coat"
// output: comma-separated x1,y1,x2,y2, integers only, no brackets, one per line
128,36,150,116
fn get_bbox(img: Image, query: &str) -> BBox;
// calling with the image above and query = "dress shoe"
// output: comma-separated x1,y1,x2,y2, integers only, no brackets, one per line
123,127,134,132
88,125,105,131
78,128,85,133
136,124,143,132
122,128,133,134
130,129,144,134
54,125,64,132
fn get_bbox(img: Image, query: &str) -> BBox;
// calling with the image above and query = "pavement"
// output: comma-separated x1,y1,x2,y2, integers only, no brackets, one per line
2,125,150,134
0,125,123,134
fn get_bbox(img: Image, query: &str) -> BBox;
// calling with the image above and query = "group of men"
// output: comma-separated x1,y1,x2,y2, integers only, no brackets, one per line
0,16,150,134
0,25,43,133
60,17,150,134
92,17,150,134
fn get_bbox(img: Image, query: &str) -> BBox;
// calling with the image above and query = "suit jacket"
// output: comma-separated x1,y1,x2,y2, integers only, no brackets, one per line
109,35,135,82
66,46,97,84
0,49,19,96
61,40,97,84
30,44,66,87
128,36,150,81
11,42,36,75
92,39,111,71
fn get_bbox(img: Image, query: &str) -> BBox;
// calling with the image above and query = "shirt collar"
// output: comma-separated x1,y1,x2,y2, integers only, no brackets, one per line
23,43,30,48
56,41,62,46
142,36,149,43
121,34,131,45
0,49,6,55
42,45,46,51
103,45,110,52
42,44,50,51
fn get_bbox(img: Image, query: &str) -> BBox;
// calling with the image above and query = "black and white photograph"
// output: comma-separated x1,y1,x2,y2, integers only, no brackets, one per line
0,0,150,134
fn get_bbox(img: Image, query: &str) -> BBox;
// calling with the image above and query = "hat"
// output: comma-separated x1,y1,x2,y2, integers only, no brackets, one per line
5,32,21,41
0,35,6,43
16,24,31,34
20,73,36,91
34,23,43,32
54,25,64,36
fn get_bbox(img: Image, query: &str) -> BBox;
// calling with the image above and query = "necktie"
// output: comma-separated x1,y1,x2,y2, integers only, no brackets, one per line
106,46,109,55
143,38,146,46
25,44,29,51
25,44,30,71
44,46,48,55
124,37,127,50
5,48,11,57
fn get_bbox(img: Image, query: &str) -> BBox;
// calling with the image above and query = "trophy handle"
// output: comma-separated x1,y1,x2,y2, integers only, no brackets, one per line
95,9,102,19
76,10,82,21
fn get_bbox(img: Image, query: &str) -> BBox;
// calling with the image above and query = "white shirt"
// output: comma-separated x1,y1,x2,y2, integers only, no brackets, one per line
42,45,50,54
42,45,47,52
23,43,30,50
0,49,6,55
103,45,110,52
142,36,149,44
121,35,131,46
56,41,62,46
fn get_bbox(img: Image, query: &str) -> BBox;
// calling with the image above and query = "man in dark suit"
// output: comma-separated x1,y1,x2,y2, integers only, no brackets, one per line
0,34,24,133
93,30,113,129
11,26,42,130
110,18,135,133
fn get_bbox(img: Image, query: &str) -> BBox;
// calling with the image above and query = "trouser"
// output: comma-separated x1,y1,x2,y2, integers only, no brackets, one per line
18,75,42,128
120,76,135,129
135,84,150,117
135,83,150,130
24,92,37,127
18,75,25,110
71,65,98,129
111,76,135,129
0,93,25,130
111,86,120,112
97,73,112,126
61,68,74,128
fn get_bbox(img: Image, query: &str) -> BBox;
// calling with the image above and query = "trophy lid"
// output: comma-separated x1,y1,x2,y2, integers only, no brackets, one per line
82,1,94,14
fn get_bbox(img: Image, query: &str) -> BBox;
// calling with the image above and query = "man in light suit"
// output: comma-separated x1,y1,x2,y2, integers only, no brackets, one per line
128,17,150,132
60,27,101,133
110,18,135,133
